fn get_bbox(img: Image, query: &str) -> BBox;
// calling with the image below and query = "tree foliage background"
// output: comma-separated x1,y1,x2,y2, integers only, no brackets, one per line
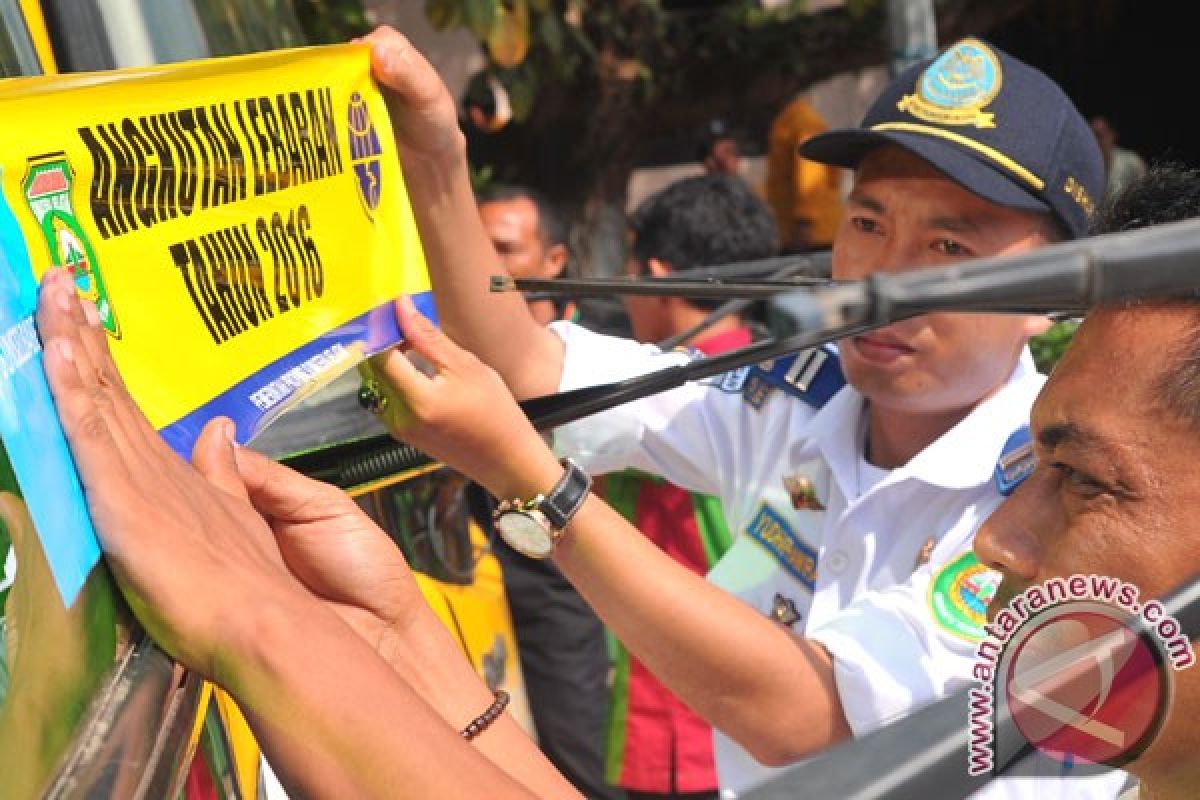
296,0,1041,271
292,0,371,43
292,0,1084,363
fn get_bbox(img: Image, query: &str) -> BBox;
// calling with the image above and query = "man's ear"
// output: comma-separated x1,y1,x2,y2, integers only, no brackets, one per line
540,243,569,279
645,257,674,279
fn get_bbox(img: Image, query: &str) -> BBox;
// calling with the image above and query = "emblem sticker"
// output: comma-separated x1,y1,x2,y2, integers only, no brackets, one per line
898,38,1002,129
347,91,383,217
23,154,120,337
930,550,1000,641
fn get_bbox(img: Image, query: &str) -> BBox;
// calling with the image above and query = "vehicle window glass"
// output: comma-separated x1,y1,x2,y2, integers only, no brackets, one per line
190,0,304,57
93,0,208,67
356,470,479,584
0,0,42,77
46,0,305,70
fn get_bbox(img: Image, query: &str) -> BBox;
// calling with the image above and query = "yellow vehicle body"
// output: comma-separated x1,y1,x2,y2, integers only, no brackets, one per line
343,458,534,738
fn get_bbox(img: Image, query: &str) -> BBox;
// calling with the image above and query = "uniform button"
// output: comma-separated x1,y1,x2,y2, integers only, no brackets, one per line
825,550,849,575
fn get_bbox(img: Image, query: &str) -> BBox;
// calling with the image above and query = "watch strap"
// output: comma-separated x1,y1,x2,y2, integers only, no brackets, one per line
540,458,592,531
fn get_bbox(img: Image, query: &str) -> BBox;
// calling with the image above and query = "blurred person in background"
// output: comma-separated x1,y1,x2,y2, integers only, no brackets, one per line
764,96,844,253
477,184,621,800
603,174,776,800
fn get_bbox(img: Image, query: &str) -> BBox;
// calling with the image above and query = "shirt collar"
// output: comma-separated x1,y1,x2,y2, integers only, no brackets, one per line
903,350,1043,490
793,384,866,500
796,349,1045,495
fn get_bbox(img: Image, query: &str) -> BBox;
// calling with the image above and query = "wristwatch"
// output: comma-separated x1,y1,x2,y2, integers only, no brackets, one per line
492,458,592,559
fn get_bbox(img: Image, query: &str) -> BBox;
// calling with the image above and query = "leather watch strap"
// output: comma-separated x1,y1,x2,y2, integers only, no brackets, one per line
540,458,592,530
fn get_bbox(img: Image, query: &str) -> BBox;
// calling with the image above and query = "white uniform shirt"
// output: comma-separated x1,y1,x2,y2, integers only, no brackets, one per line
550,321,1128,800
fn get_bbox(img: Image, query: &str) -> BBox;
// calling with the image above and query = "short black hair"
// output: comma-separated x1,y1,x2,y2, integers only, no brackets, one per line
476,184,568,248
1091,163,1200,426
1091,162,1200,235
630,174,778,311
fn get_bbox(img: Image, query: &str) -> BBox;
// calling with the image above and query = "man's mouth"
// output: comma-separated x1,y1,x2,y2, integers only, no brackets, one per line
849,332,917,363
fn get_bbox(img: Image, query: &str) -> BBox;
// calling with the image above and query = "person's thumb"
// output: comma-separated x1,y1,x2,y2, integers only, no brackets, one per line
393,295,456,372
192,417,250,501
233,445,342,523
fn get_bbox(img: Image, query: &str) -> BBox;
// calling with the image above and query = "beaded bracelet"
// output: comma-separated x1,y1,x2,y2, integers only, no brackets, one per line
460,689,510,741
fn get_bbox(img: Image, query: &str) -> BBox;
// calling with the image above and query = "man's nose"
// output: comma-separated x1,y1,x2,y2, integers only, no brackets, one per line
833,235,927,282
974,473,1048,583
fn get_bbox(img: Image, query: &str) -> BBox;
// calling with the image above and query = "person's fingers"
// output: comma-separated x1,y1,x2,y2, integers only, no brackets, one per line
363,26,460,161
394,294,467,372
41,334,139,543
36,272,157,472
192,417,249,501
34,268,84,340
365,346,428,419
76,297,131,391
363,26,444,107
233,445,347,522
38,270,126,392
36,272,160,476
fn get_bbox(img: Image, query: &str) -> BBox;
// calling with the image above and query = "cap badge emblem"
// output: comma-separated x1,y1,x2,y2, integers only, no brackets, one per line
898,38,1001,129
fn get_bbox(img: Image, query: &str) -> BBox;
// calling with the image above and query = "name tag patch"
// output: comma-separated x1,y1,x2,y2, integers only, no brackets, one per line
746,503,818,589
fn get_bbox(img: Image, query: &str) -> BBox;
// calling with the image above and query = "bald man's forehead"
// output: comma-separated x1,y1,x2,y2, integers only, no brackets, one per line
1034,306,1200,441
479,197,540,230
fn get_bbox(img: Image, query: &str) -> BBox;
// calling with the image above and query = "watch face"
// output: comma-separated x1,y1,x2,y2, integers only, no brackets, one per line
496,511,554,559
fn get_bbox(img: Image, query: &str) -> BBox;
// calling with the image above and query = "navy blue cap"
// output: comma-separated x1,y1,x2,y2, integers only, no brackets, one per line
801,38,1104,239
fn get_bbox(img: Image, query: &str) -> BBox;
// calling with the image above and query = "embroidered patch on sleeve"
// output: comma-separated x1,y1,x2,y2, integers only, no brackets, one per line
745,503,818,589
929,551,1001,641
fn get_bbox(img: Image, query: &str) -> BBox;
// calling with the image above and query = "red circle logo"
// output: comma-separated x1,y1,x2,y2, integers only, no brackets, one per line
1004,603,1168,768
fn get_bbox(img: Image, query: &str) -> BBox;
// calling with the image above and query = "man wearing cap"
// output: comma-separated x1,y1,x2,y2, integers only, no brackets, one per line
365,29,1125,797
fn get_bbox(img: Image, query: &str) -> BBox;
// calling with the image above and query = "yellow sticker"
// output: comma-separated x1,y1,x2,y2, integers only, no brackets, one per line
0,43,429,451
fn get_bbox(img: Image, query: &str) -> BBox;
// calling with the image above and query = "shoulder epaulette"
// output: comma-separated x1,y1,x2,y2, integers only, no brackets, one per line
739,344,844,410
994,425,1035,496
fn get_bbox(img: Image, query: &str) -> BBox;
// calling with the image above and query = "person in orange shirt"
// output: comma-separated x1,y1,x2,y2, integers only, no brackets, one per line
765,96,845,253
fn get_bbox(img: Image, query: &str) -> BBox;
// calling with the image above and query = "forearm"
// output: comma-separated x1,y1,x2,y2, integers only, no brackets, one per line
399,143,563,400
375,602,581,798
554,496,852,764
367,296,851,765
222,593,560,799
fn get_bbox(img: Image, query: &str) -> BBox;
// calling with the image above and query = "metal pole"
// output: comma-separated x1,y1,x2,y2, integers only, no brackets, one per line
886,0,937,75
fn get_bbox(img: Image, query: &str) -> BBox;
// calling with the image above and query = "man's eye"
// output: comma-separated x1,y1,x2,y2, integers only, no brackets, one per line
851,216,881,234
932,238,971,257
1052,462,1107,496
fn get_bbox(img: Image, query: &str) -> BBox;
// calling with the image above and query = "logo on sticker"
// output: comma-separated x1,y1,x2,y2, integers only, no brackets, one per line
898,38,1002,128
930,550,1000,640
23,154,120,337
347,91,383,216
